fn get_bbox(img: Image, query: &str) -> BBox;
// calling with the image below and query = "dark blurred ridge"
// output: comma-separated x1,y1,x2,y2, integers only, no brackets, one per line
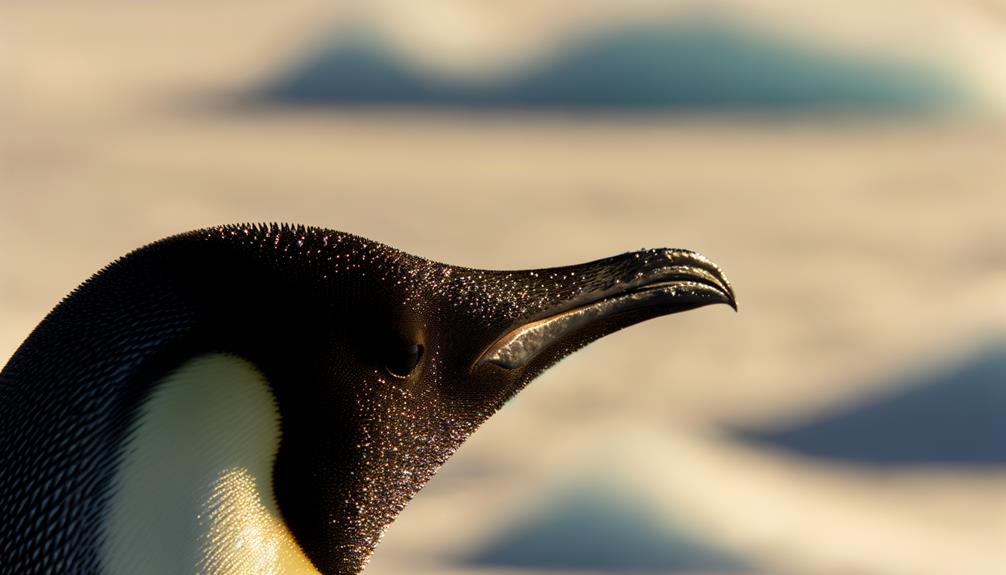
259,21,958,112
463,483,747,572
736,343,1006,466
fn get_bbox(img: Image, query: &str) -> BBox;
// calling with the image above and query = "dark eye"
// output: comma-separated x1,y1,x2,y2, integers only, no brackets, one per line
385,343,423,379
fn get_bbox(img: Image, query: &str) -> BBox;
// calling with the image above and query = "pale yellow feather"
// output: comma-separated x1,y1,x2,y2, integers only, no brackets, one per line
101,354,320,575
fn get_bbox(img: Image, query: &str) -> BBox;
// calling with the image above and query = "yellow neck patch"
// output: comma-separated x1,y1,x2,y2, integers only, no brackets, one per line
102,354,320,575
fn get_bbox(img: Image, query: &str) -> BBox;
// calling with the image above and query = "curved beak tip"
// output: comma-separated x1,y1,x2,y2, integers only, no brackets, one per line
722,282,738,312
724,294,739,312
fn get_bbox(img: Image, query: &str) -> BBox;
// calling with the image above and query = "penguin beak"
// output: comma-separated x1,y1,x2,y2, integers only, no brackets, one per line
475,249,736,371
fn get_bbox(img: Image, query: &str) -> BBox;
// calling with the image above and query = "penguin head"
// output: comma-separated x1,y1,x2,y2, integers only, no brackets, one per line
2,224,732,574
161,225,734,573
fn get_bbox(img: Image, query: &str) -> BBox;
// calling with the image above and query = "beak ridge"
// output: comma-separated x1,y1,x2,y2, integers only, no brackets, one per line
475,248,735,370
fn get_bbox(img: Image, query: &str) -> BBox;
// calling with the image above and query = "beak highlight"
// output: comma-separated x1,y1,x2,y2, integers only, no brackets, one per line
476,249,735,370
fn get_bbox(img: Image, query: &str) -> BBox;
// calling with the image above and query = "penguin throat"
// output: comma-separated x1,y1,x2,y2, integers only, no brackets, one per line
101,354,321,575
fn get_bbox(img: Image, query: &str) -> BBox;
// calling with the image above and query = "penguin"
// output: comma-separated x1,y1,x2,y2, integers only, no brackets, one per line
0,224,735,575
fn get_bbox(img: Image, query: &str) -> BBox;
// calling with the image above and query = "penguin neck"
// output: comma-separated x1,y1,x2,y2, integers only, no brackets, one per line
102,354,322,575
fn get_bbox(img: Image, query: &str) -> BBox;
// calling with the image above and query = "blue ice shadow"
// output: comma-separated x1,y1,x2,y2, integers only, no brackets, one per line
737,344,1006,466
260,21,958,112
463,484,747,572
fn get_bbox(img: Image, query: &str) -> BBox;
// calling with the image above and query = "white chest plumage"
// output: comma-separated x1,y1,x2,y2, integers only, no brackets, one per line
101,354,320,575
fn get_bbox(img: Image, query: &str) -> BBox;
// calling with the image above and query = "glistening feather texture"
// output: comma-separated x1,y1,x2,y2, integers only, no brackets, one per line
0,224,734,575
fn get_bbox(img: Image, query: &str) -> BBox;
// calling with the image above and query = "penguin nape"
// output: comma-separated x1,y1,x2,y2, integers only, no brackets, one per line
0,224,736,575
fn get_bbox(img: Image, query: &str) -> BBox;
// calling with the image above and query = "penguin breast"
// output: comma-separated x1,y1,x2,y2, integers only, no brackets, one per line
101,354,320,575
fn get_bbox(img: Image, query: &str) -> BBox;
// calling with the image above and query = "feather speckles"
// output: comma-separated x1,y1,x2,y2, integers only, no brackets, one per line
1,223,733,575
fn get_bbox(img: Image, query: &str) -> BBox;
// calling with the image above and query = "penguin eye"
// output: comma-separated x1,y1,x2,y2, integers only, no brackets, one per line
385,343,423,379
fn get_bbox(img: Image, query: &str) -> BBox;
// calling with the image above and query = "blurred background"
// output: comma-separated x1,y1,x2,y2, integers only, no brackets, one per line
2,1,1004,574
